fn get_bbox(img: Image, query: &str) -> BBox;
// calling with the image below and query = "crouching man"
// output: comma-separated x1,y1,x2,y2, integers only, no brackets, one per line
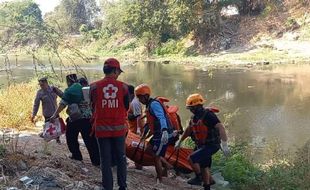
175,93,230,190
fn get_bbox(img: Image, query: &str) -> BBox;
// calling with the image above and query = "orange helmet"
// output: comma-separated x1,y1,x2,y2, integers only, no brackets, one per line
186,93,205,107
135,84,151,96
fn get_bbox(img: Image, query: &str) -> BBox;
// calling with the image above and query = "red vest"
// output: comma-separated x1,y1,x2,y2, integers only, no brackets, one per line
92,77,128,137
190,119,208,146
145,98,171,137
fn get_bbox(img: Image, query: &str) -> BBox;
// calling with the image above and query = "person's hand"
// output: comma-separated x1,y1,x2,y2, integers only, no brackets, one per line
172,130,179,137
161,130,169,145
174,139,182,150
49,114,57,123
31,116,35,123
221,141,230,157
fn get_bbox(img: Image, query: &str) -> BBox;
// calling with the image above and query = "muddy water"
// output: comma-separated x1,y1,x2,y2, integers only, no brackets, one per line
1,61,310,150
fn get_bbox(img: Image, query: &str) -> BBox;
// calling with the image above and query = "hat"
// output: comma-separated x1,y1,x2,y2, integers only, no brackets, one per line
78,77,88,86
38,77,48,82
104,58,123,72
66,74,78,83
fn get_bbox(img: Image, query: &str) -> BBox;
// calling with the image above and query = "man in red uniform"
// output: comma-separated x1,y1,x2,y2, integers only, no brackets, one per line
90,58,129,190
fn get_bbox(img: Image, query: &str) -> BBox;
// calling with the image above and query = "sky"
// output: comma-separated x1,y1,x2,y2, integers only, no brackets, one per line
0,0,61,15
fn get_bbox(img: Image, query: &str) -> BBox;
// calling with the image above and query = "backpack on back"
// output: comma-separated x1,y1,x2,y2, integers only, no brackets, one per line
156,97,183,134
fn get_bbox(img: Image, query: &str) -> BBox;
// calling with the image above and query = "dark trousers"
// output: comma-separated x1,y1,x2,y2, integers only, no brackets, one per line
66,118,100,165
97,136,127,190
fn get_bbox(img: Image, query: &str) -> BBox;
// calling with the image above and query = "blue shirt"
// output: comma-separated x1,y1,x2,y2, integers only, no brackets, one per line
149,100,168,130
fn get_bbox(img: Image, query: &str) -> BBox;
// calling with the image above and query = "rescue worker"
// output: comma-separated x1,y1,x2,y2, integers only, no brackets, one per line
127,85,144,135
135,84,172,183
50,74,100,166
175,93,230,190
90,58,129,190
31,77,63,143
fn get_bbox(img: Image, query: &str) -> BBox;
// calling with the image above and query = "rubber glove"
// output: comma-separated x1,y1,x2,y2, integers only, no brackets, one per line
161,130,169,145
221,141,230,156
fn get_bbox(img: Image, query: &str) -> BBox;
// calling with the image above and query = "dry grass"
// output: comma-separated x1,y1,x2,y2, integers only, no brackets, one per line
0,81,37,130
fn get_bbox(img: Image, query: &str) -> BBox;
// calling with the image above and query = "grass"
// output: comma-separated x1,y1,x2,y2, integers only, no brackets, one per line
212,140,310,190
0,79,66,131
0,81,37,130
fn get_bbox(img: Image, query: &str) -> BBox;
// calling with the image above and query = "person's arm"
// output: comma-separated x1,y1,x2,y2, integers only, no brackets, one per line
215,123,228,142
215,122,230,156
123,84,129,111
175,124,192,149
205,111,230,156
50,100,67,121
136,115,143,135
179,125,191,142
150,101,170,144
132,100,143,134
31,91,41,122
52,86,64,98
90,83,97,113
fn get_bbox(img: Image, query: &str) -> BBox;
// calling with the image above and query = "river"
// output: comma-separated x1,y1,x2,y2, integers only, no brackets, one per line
1,60,310,151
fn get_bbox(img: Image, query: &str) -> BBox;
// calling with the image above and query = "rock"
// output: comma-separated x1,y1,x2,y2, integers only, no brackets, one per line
17,160,27,171
7,187,19,190
163,60,170,64
212,172,230,187
283,32,299,41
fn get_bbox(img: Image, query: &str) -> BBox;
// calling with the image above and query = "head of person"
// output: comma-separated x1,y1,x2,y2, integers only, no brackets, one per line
135,84,151,105
38,77,49,90
186,93,205,114
66,74,78,87
78,77,89,87
103,58,123,79
128,84,135,102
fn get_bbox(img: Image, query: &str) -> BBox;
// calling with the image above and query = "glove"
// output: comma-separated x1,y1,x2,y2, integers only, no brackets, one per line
174,139,181,149
221,141,230,157
161,130,169,145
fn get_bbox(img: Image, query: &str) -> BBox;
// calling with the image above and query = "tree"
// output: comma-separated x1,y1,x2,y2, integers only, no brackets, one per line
0,0,45,50
45,0,100,34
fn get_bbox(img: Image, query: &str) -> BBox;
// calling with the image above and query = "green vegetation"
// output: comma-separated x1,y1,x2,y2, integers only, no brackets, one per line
2,0,304,59
212,141,310,190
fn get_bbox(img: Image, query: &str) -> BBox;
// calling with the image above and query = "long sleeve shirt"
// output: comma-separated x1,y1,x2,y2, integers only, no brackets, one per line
32,86,62,118
149,101,168,130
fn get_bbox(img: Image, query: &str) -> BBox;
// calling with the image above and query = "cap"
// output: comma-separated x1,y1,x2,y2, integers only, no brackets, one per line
38,77,48,82
104,58,123,72
66,74,78,83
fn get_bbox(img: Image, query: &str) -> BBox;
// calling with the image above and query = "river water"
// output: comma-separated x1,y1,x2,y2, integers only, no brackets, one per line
1,60,310,151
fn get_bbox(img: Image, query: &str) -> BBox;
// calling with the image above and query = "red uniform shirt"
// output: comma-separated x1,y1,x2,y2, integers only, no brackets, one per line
91,76,128,137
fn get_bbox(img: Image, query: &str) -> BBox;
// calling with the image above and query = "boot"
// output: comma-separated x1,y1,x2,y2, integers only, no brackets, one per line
203,184,211,190
187,174,202,186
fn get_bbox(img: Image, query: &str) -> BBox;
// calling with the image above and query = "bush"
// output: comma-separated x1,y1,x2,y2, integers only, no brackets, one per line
154,39,186,56
0,82,37,130
212,141,310,190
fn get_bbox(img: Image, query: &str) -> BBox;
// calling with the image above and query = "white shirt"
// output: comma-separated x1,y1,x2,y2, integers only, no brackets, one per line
131,97,142,116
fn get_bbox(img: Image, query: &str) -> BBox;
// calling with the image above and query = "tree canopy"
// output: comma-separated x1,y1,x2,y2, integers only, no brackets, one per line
0,0,283,54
